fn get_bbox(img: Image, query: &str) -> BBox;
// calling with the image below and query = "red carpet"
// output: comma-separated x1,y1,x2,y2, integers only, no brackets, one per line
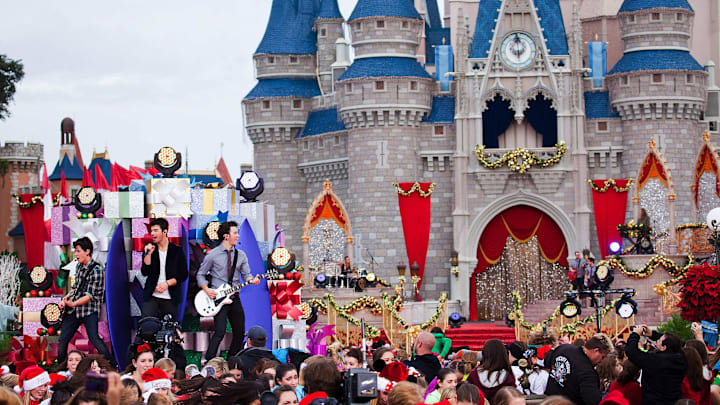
444,322,516,351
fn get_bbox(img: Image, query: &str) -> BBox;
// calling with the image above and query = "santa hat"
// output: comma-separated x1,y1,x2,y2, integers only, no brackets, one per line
0,365,10,376
142,367,171,392
379,361,410,382
299,391,328,405
47,373,66,392
599,390,629,405
377,376,395,393
15,366,50,393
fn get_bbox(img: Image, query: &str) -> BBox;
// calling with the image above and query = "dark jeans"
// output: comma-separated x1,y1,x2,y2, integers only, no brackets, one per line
205,297,245,360
58,312,114,364
141,296,177,319
571,277,584,291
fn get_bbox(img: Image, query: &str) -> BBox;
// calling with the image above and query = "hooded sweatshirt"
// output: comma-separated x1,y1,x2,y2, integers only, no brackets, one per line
467,368,515,405
625,332,687,405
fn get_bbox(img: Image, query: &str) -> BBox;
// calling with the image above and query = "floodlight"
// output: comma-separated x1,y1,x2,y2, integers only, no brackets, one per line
237,171,264,202
40,303,63,329
74,186,102,216
615,294,638,319
560,296,582,318
314,273,328,288
593,265,614,290
268,247,295,272
609,242,621,254
449,312,465,328
154,146,182,177
202,220,222,249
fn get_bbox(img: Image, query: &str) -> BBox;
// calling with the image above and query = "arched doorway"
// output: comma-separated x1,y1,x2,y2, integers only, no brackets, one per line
471,205,569,320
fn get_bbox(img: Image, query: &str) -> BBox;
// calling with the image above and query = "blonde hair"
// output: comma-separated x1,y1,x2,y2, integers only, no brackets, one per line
205,357,229,377
439,387,456,402
21,387,50,405
494,387,524,405
388,381,422,405
539,396,574,405
0,374,19,389
298,355,325,386
147,393,173,405
155,358,176,378
0,387,21,405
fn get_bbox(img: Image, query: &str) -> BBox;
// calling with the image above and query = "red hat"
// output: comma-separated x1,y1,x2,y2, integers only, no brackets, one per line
599,390,629,405
536,346,552,360
377,376,395,393
299,391,328,405
142,367,171,392
15,365,50,393
379,361,409,382
48,373,66,387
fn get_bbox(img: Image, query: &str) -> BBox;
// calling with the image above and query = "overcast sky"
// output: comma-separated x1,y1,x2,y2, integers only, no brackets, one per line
0,1,362,177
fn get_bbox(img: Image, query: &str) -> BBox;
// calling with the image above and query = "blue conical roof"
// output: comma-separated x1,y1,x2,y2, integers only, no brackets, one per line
619,0,693,13
49,155,83,180
348,0,421,22
317,0,343,19
255,0,320,55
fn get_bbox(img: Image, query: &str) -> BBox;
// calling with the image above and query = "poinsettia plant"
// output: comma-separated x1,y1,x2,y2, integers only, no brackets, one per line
679,263,720,322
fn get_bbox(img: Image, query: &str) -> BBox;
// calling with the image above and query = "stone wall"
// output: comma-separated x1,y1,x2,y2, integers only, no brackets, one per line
315,19,344,92
254,54,317,78
348,17,423,58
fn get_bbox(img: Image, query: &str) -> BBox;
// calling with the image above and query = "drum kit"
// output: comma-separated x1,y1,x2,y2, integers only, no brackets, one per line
314,261,377,291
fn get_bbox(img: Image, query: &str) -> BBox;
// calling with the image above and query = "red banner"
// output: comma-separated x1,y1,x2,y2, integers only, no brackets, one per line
18,194,46,268
396,183,433,293
590,179,630,259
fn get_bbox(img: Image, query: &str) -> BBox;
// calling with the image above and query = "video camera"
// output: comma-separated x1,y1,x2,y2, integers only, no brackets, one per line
259,368,377,405
136,314,183,359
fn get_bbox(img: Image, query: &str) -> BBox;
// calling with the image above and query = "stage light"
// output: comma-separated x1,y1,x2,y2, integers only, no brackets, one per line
314,273,328,288
615,294,638,319
609,242,621,255
24,265,54,291
154,146,182,177
40,303,63,329
560,296,582,318
707,207,720,231
593,264,614,290
202,220,222,249
74,186,102,217
449,312,465,328
268,247,296,272
237,171,264,202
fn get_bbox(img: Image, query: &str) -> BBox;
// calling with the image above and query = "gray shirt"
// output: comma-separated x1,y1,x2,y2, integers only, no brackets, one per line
570,258,587,278
196,245,252,289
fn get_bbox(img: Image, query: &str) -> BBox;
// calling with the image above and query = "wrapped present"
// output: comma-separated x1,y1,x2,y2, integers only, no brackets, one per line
306,324,335,356
188,212,246,241
51,206,79,245
22,297,62,337
257,241,272,259
63,217,120,263
238,202,276,241
268,279,303,320
103,191,144,218
145,178,192,218
190,187,242,216
130,179,145,192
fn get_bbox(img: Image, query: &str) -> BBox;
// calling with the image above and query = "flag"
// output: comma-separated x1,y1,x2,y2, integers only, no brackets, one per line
588,42,607,88
41,164,61,269
60,170,69,202
82,167,95,188
94,166,110,190
109,164,120,192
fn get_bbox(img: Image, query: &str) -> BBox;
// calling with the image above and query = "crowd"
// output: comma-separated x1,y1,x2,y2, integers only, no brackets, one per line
0,320,719,405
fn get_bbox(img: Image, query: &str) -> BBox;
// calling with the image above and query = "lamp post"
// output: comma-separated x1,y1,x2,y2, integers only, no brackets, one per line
706,207,720,265
397,263,407,299
410,261,421,301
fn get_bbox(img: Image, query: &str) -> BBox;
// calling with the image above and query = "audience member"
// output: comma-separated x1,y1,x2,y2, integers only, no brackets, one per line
65,388,107,405
230,326,276,379
275,385,299,405
253,358,279,381
426,368,458,404
344,348,363,370
274,363,304,400
147,393,173,405
440,387,457,404
55,350,85,378
538,396,574,405
461,351,479,381
123,344,156,390
431,327,452,359
120,378,142,405
608,359,642,405
468,339,515,405
303,358,342,399
388,381,423,405
155,358,177,381
494,386,525,405
456,382,486,405
407,332,441,382
0,387,21,405
597,353,621,397
681,347,711,405
374,347,396,369
17,366,50,405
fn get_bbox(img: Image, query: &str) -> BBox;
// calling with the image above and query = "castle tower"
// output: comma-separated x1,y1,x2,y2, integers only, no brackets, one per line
0,141,43,256
49,117,84,195
607,0,707,230
336,0,436,286
244,0,321,252
314,0,344,93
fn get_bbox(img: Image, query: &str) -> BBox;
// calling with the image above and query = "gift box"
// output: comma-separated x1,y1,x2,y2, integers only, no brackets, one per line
238,202,276,241
188,213,246,241
268,279,303,320
103,191,144,218
190,188,242,216
51,206,79,246
22,297,62,337
130,179,145,192
131,218,187,264
145,178,192,218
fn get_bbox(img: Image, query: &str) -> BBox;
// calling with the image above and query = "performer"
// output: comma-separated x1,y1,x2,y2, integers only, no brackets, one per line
568,251,586,291
196,221,259,361
58,237,114,365
337,256,353,288
141,218,189,319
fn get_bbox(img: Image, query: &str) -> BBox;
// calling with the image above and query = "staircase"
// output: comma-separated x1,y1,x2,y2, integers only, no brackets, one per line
444,322,516,351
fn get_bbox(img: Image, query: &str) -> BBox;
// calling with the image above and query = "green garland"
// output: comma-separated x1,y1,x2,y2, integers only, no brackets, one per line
474,142,567,174
558,297,623,334
310,294,381,338
598,253,694,279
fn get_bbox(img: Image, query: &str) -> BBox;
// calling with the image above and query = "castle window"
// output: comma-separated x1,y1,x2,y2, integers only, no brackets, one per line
620,76,629,86
651,12,660,21
289,56,298,64
687,74,694,84
375,81,385,91
434,125,445,136
335,135,340,145
676,13,684,21
318,137,324,148
303,140,309,151
410,81,418,91
292,99,303,110
652,73,663,83
628,15,635,23
320,28,327,37
597,121,609,132
262,100,271,110
402,21,409,29
356,22,362,31
267,56,275,64
376,20,385,29
346,82,353,92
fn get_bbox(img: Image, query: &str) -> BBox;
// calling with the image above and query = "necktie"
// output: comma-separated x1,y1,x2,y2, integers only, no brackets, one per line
227,249,233,283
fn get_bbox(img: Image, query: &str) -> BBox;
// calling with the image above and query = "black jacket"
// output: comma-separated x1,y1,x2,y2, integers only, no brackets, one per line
141,242,189,307
544,344,601,405
231,346,276,378
625,332,687,405
406,353,442,382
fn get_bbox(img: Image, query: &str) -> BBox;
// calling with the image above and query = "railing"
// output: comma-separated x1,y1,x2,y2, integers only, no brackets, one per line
676,225,713,255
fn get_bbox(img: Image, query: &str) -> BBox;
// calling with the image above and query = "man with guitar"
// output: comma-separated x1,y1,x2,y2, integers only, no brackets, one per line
196,221,259,361
57,237,114,365
141,218,188,319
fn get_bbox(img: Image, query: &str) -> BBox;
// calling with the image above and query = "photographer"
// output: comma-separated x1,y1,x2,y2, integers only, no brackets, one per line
625,324,687,405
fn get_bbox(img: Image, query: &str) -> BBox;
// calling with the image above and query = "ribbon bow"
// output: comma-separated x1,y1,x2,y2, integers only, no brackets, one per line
147,179,192,218
64,217,115,259
269,280,302,320
306,324,335,356
137,343,152,353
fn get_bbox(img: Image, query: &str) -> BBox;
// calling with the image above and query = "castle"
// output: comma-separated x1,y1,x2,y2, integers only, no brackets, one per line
244,0,718,319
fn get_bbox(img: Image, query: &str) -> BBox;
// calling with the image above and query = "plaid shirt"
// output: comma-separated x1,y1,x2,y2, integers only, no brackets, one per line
68,259,105,318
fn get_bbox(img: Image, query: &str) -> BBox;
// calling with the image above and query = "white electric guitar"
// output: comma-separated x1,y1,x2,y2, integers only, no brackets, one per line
194,271,277,317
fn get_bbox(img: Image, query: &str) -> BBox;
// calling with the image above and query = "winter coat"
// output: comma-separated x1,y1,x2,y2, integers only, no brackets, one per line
544,344,602,405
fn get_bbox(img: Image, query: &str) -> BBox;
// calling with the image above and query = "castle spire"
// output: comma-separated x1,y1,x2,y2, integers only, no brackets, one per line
255,0,319,55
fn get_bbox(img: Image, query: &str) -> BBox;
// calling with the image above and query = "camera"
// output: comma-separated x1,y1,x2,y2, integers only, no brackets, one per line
342,368,378,405
135,315,185,367
86,372,108,393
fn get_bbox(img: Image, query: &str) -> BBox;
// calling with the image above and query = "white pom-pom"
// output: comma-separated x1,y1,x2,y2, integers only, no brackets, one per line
13,385,21,394
0,365,9,376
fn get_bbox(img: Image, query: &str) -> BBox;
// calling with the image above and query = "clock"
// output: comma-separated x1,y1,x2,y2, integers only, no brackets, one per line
500,32,537,70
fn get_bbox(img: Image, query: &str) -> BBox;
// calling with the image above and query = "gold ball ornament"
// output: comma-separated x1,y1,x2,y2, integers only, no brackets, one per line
25,292,30,298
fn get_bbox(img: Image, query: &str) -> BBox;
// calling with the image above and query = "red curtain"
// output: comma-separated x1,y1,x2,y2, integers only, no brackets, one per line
591,179,630,259
18,194,46,268
396,183,433,291
470,205,568,320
